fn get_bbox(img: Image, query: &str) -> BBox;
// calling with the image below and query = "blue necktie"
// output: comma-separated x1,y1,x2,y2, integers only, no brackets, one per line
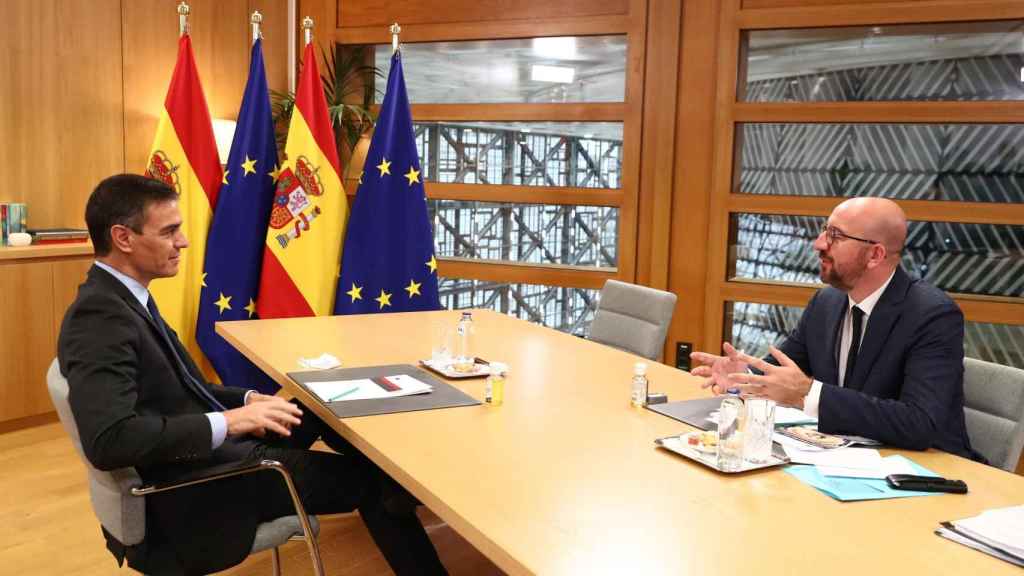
146,295,226,411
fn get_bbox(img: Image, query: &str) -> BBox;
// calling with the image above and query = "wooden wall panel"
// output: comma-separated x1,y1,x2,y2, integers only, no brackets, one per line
664,0,722,361
251,0,292,93
635,0,682,291
337,0,630,28
0,0,124,230
0,261,57,422
743,0,925,7
52,259,94,331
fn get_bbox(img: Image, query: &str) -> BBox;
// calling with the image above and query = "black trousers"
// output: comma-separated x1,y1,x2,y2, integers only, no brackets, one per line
250,402,446,576
141,402,446,575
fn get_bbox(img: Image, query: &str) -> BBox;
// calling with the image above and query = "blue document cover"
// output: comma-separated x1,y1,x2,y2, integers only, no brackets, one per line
784,455,943,501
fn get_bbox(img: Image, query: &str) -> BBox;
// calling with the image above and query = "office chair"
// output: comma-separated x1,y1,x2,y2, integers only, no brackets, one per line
963,357,1024,472
589,279,678,361
46,359,324,575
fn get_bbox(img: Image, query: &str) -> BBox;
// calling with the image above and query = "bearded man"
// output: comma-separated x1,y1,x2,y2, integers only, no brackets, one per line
691,197,981,460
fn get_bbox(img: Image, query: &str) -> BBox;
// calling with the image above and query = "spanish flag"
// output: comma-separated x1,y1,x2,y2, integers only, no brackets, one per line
256,42,347,318
144,35,221,364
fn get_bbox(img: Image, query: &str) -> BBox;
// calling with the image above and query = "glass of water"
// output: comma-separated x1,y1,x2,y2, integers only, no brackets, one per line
744,397,776,464
430,321,453,367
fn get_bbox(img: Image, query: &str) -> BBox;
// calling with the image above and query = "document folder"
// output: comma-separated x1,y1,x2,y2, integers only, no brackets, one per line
289,363,480,418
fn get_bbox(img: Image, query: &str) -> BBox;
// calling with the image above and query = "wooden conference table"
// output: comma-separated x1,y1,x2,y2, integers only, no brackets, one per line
218,309,1024,575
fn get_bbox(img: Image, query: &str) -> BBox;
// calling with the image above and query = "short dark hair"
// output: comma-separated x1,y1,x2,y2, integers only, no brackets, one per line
86,174,179,256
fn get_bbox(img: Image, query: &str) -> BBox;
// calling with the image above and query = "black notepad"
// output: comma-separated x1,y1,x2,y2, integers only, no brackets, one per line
288,363,480,418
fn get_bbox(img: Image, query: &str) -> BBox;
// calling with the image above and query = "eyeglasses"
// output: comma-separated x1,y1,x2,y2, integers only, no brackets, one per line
819,225,878,247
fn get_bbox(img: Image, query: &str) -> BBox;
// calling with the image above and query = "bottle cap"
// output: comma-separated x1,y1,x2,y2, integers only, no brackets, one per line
489,362,508,375
461,311,472,319
633,362,647,375
726,387,740,395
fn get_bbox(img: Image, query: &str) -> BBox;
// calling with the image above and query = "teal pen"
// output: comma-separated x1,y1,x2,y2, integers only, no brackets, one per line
328,386,360,402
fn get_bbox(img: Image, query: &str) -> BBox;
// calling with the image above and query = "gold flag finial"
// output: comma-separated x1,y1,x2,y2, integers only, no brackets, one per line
251,10,263,43
177,1,190,37
302,16,314,46
390,22,401,55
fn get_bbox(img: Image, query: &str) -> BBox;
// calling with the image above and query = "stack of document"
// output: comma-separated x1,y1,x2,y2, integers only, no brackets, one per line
306,374,433,403
937,505,1024,566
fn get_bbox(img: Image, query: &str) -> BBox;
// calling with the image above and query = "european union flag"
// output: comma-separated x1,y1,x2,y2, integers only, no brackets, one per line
196,39,279,393
334,51,440,314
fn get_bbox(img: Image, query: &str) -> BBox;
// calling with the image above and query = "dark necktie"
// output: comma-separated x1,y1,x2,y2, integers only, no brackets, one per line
146,295,226,411
844,305,865,389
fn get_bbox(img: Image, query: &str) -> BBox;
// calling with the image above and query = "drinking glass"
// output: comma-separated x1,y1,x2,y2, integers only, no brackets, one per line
430,321,453,367
744,397,776,464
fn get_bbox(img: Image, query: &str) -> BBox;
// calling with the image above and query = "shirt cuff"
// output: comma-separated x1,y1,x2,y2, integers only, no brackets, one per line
802,380,823,418
206,412,227,449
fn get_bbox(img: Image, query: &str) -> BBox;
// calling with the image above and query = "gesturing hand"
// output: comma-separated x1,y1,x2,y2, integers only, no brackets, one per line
224,396,302,438
690,342,749,394
724,346,812,408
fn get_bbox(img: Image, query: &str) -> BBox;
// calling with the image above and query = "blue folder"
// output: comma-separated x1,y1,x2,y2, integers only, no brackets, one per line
784,455,945,501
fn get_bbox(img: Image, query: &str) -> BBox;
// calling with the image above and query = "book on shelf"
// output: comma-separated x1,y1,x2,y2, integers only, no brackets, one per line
27,228,90,244
1,203,28,246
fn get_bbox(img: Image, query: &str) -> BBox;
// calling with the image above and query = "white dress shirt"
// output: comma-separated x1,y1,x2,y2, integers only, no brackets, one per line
802,269,897,417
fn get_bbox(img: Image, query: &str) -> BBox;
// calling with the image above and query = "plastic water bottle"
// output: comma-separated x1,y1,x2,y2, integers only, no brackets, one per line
717,391,744,471
630,362,649,407
453,311,475,373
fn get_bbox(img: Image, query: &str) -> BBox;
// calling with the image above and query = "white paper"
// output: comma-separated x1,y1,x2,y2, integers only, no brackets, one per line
953,505,1024,558
307,374,432,402
817,455,916,479
297,353,342,370
936,527,1024,567
783,445,881,468
774,406,817,426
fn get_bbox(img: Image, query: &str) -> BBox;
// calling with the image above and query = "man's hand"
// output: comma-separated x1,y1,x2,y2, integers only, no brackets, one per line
724,346,812,408
690,342,749,394
223,396,302,438
245,391,277,404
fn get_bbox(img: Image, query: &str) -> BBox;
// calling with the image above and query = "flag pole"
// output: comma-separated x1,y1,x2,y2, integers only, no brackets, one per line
302,16,314,46
251,10,263,44
390,22,401,55
177,1,190,37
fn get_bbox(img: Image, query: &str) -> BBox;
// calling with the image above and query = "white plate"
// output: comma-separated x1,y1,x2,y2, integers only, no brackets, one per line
419,358,489,379
655,434,789,474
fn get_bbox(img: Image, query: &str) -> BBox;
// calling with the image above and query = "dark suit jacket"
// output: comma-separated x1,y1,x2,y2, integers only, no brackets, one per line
776,267,979,460
58,265,261,574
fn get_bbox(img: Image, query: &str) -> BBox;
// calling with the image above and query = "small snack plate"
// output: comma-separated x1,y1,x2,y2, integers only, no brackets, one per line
419,358,490,379
655,432,789,474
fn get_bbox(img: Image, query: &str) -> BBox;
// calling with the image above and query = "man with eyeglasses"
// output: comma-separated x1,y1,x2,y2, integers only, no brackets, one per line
691,197,981,460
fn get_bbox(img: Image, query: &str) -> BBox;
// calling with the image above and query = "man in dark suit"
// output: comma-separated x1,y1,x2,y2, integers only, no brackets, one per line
59,174,447,575
691,197,979,459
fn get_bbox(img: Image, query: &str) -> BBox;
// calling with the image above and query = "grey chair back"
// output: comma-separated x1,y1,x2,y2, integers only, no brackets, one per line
46,358,145,545
963,357,1024,472
589,279,677,360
